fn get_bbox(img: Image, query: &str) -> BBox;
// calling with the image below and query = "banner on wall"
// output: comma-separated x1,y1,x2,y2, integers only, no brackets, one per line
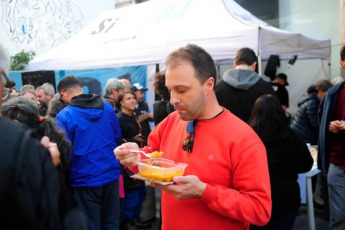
58,65,147,96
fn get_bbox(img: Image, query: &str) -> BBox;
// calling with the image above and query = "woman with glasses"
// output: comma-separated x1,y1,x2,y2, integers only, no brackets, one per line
248,94,313,230
116,90,149,230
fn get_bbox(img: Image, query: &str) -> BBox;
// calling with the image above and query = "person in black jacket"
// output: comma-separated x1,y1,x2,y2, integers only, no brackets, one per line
215,47,275,122
248,94,313,230
0,42,87,230
117,90,149,229
153,72,175,125
291,79,332,145
271,73,289,111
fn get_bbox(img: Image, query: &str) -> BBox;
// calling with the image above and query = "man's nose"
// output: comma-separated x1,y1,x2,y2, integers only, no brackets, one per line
170,92,180,105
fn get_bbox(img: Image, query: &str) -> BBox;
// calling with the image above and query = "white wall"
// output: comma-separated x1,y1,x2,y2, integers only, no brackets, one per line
0,0,114,57
279,0,340,78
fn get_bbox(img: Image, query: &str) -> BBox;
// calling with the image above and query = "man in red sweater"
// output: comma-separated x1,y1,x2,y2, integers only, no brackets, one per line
115,44,271,230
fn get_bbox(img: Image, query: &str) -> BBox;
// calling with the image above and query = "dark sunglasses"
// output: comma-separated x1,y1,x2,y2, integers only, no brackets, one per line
182,119,197,153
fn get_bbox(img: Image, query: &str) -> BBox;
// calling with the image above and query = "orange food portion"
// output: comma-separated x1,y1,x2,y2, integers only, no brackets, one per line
140,171,184,182
137,158,187,182
149,151,164,158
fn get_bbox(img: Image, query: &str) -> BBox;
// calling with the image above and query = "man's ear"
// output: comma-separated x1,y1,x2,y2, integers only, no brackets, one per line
204,77,215,93
251,62,257,71
340,60,345,69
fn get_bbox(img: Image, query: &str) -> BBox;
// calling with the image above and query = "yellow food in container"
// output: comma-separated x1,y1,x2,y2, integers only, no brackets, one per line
149,151,164,158
137,158,188,182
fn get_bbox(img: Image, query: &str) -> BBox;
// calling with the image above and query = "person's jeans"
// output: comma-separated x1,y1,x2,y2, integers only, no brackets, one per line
74,180,120,230
250,210,298,230
328,163,345,230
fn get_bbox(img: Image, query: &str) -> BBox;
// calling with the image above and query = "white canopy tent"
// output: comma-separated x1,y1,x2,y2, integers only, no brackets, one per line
26,0,330,71
25,0,331,115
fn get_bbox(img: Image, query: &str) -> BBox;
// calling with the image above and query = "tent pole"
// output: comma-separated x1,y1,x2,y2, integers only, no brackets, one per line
258,55,263,77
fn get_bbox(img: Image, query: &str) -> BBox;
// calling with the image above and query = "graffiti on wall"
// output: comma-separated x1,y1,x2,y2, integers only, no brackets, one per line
0,0,84,54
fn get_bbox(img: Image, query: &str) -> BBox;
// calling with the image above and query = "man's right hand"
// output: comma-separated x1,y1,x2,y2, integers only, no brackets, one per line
114,142,141,167
329,120,344,133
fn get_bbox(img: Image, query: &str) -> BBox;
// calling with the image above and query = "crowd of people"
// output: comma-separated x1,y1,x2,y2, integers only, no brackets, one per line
0,40,345,230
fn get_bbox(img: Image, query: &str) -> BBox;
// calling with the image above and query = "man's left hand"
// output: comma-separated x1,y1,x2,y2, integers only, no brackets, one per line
151,175,206,200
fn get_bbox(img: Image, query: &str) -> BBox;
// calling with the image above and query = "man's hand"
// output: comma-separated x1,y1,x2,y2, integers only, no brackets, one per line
137,113,153,122
114,142,141,167
40,136,60,166
151,175,206,200
329,120,344,133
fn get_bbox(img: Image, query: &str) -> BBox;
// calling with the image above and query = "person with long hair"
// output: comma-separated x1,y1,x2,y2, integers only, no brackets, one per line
117,90,149,229
2,95,87,230
248,94,313,230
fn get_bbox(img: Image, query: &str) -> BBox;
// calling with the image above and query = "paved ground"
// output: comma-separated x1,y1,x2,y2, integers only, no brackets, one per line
146,189,330,230
293,205,329,230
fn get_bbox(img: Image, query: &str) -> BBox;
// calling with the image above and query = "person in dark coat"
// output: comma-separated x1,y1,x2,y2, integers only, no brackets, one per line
271,73,289,111
0,42,82,230
215,47,276,122
248,94,313,230
153,72,175,125
291,79,332,145
116,90,148,229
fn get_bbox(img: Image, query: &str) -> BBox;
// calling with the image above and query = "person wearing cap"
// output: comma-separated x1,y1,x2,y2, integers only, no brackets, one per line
130,83,153,140
215,47,276,122
271,73,289,111
318,45,345,230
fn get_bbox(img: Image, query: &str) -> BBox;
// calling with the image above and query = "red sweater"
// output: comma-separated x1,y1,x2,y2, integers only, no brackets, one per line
141,110,271,230
329,84,345,168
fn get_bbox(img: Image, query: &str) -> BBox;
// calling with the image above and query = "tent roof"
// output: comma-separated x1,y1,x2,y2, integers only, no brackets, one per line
26,0,331,71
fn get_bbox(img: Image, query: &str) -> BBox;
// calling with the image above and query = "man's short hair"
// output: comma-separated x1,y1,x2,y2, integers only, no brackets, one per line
104,78,125,97
37,83,55,96
57,76,81,92
235,47,257,66
166,44,217,85
341,45,345,61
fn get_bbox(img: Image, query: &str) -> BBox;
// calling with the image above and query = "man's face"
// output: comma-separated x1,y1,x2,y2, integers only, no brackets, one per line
59,87,76,104
166,60,206,121
134,90,144,103
36,88,49,105
111,88,124,101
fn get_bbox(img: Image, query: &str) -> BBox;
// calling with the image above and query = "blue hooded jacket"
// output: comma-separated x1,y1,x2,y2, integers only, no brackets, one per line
56,94,122,187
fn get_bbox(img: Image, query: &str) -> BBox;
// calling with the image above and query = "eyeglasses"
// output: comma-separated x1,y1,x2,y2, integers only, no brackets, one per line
182,120,197,153
0,69,9,85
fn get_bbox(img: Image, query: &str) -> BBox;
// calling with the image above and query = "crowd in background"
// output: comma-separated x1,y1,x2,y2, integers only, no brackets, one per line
0,41,345,230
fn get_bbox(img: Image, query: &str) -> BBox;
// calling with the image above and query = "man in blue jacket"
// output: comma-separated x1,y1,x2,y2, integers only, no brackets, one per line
318,45,345,230
56,76,122,230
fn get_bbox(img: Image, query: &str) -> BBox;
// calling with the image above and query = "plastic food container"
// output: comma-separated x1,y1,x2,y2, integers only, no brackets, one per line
136,158,188,182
